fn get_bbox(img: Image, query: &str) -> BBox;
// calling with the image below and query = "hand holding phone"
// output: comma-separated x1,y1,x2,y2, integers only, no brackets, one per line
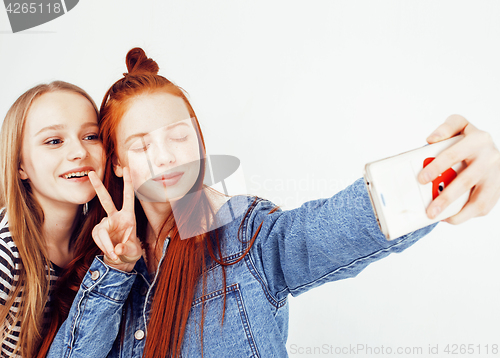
417,115,500,225
364,135,469,240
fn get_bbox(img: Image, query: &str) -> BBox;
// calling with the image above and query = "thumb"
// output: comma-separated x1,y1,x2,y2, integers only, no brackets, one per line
115,240,142,262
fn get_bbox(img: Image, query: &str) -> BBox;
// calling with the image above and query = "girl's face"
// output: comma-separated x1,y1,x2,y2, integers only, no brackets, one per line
19,91,105,209
114,92,201,203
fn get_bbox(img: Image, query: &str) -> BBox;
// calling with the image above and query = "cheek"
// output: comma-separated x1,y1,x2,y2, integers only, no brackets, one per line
128,166,145,190
127,155,153,187
20,147,43,178
89,145,105,165
178,141,201,163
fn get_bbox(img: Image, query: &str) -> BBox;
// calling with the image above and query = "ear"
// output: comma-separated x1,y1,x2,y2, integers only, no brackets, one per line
18,165,28,180
113,156,124,178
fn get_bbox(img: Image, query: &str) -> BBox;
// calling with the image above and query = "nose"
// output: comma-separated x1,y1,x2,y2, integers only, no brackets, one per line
67,139,89,161
151,140,176,169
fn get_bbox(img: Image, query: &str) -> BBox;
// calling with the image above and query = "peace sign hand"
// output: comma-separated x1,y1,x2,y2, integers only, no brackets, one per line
88,167,142,272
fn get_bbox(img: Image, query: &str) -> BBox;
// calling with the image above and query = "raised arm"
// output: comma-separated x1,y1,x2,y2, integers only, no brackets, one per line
47,257,137,358
47,168,142,357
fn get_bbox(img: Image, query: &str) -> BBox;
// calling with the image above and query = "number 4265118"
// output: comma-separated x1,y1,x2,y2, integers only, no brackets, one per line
5,3,62,14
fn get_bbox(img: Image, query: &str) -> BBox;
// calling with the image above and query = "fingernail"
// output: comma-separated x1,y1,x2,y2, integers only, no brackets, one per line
427,131,442,142
429,206,441,219
110,252,118,261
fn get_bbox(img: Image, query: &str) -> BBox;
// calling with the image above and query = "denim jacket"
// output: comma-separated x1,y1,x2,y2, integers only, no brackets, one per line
48,179,436,357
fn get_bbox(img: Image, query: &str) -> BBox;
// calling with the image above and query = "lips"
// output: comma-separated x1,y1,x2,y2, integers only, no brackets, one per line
152,172,184,187
60,166,96,182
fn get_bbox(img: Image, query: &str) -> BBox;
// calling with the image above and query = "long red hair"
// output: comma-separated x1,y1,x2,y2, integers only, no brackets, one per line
99,48,274,358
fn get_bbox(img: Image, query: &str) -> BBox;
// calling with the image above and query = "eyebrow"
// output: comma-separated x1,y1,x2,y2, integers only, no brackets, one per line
165,121,190,130
35,122,98,136
124,132,150,147
124,121,191,146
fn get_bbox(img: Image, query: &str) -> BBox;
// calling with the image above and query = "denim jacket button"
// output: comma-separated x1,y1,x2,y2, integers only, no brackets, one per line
134,329,145,340
140,287,148,296
91,270,100,280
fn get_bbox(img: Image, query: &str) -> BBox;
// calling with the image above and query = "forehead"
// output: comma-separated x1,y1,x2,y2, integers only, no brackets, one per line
118,92,191,137
26,91,97,132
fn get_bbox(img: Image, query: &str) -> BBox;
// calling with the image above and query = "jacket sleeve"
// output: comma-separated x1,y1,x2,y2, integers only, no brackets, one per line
47,256,137,358
247,178,437,301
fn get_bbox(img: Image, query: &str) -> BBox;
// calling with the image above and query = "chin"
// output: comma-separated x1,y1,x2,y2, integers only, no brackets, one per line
74,194,96,205
135,178,195,203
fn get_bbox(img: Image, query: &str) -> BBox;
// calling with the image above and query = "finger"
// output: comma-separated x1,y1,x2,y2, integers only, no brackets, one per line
89,171,118,216
114,242,126,256
443,182,500,224
91,228,106,253
116,239,142,256
91,217,108,246
95,226,119,261
115,242,142,263
418,134,480,184
425,164,479,219
122,226,133,244
426,114,469,144
122,167,135,212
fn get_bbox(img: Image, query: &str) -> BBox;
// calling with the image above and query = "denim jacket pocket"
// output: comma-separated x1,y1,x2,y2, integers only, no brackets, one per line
181,283,260,358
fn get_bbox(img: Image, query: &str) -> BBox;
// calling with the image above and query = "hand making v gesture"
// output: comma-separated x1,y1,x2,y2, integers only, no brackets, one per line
88,167,142,272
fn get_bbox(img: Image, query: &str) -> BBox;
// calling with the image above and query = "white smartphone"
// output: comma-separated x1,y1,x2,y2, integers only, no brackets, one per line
363,135,470,240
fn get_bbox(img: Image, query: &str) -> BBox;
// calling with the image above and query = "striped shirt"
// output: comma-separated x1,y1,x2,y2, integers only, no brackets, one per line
0,209,61,358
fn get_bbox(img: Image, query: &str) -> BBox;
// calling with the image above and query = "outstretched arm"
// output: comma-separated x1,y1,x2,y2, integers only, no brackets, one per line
247,178,435,301
249,117,499,300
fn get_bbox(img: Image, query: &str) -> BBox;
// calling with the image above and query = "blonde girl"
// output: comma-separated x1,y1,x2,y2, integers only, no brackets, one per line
0,81,105,357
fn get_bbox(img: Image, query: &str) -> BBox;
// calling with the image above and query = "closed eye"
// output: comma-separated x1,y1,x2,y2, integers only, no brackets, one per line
170,135,188,142
130,143,150,152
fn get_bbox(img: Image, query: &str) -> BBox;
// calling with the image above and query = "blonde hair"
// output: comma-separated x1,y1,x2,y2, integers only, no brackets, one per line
0,81,99,357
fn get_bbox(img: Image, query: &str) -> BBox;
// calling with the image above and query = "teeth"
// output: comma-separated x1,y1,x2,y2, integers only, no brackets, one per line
64,170,90,179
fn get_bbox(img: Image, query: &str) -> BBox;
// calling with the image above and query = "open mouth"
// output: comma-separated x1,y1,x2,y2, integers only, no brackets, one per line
62,170,91,179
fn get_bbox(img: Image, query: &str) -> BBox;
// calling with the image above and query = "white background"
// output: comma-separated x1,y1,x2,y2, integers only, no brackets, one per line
1,1,499,357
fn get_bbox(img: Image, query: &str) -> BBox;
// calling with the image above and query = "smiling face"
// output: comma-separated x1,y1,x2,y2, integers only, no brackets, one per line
113,92,201,203
19,91,105,210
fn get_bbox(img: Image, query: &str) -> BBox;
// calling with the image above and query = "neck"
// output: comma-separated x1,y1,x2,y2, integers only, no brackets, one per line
140,200,173,244
140,201,174,273
37,199,81,268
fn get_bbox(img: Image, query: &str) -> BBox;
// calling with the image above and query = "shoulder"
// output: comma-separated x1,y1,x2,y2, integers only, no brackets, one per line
215,195,279,230
0,208,20,273
0,209,19,300
212,196,280,253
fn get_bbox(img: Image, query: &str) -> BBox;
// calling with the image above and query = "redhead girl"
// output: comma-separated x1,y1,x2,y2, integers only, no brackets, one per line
0,82,105,357
48,48,500,357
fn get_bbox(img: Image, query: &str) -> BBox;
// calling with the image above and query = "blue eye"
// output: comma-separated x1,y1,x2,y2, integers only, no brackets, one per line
45,138,62,145
84,134,99,141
